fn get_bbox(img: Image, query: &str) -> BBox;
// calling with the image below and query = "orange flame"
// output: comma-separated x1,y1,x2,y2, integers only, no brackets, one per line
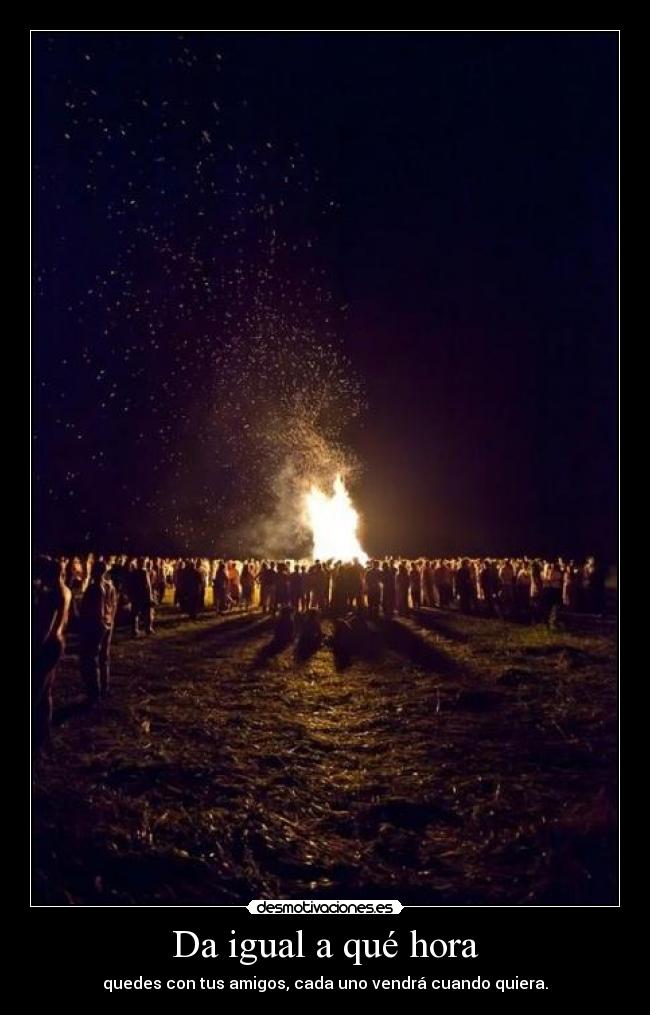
305,473,368,563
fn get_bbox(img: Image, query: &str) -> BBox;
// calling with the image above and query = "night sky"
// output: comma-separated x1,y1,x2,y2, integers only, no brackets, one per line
33,31,618,559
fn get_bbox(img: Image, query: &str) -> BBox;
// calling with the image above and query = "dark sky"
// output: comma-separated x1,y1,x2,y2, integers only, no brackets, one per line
33,31,618,558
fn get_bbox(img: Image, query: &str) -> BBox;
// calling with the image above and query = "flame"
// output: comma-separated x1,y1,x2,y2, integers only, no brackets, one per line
305,473,368,563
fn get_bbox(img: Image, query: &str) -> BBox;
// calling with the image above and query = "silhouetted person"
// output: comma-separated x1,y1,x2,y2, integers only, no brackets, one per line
304,565,315,610
499,559,515,616
108,555,127,593
227,560,240,606
196,558,208,610
180,559,203,620
397,562,410,615
289,564,303,611
33,557,71,756
434,560,453,608
153,556,167,604
241,562,255,609
422,560,435,607
409,562,422,609
312,561,329,611
531,559,544,608
79,560,117,702
275,562,291,609
456,559,477,614
480,559,500,616
299,565,310,611
381,561,396,618
543,560,564,626
258,561,273,613
330,563,347,616
212,561,228,613
127,556,154,635
515,563,532,620
366,560,382,618
563,561,580,610
349,558,365,611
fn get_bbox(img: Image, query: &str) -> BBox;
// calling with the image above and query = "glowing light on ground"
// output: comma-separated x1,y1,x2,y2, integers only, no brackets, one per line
305,473,368,563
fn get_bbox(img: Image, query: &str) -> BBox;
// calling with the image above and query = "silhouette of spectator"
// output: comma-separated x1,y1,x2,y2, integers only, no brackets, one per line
397,562,410,616
381,561,396,618
213,561,228,613
33,557,71,756
366,560,382,618
127,556,154,635
79,559,117,702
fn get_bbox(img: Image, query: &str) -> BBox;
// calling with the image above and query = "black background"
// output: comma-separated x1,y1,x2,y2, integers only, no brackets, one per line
30,907,622,1002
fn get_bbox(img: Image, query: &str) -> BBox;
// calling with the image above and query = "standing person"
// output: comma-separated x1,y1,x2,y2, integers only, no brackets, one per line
304,564,315,611
469,559,479,605
289,564,303,612
209,559,219,605
299,565,310,612
350,558,365,611
422,560,435,607
543,559,564,626
366,560,382,619
78,560,117,703
530,559,544,608
108,554,126,595
499,559,515,617
409,561,422,610
396,562,411,615
151,557,166,605
112,555,131,626
196,558,209,611
381,560,397,618
127,557,154,635
515,561,532,620
456,558,477,614
321,562,333,611
64,554,85,627
275,562,291,610
563,560,580,610
257,562,273,614
433,559,452,609
32,557,71,757
227,560,241,608
330,563,346,616
241,562,255,610
154,556,168,600
173,559,185,607
145,557,155,601
181,560,203,620
480,559,501,617
312,561,329,612
175,559,189,613
213,561,228,613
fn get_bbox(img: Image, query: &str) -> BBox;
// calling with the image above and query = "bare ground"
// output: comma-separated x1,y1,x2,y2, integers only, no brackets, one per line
33,598,617,906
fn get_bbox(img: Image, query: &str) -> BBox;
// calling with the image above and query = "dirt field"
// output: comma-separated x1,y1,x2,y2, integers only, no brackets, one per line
33,597,617,906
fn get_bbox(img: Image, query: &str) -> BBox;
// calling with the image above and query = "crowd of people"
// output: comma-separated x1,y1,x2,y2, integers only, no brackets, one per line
56,552,609,621
33,551,609,758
